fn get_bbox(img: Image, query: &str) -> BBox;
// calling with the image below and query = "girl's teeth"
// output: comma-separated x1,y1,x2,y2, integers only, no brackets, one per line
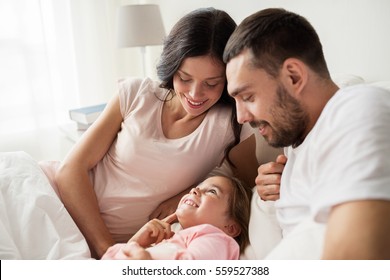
185,200,197,207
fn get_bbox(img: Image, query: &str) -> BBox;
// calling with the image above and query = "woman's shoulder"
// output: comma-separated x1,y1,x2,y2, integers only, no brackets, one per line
118,77,165,117
118,77,163,95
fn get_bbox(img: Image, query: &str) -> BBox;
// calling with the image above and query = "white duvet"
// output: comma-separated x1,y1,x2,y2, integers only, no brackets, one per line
0,151,91,259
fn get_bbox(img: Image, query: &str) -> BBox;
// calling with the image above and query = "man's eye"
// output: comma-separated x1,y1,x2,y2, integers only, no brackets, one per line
242,95,253,102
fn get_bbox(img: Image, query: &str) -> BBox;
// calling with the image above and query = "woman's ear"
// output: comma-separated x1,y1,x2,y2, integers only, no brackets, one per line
281,58,308,97
223,222,241,238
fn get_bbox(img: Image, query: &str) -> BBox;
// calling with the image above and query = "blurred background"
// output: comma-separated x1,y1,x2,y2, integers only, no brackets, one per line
1,0,389,160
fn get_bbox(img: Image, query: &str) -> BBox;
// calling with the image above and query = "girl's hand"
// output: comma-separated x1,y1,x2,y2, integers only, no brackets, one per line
121,242,153,260
129,213,177,247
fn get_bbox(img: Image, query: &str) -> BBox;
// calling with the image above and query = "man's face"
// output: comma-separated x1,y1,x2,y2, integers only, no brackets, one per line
226,50,308,148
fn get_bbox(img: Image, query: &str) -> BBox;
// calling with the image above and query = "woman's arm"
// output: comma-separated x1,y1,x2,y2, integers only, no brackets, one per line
149,187,192,220
55,94,122,258
228,134,258,187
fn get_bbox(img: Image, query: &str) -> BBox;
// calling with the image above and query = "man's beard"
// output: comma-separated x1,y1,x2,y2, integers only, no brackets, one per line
251,84,309,148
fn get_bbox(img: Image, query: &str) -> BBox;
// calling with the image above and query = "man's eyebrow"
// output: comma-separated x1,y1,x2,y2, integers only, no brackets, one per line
229,84,251,97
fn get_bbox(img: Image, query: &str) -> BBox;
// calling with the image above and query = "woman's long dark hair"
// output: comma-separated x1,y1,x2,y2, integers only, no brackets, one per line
156,7,241,166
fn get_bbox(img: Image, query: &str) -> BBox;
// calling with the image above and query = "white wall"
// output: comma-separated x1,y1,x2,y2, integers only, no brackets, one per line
143,0,390,82
2,0,389,161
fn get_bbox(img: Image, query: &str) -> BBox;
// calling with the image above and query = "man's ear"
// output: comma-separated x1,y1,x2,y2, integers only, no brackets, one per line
281,58,308,96
224,222,241,238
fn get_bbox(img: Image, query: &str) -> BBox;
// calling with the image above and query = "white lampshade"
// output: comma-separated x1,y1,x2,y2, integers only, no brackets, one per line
116,4,165,48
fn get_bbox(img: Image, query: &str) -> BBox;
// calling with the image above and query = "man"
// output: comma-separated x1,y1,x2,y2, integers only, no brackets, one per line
223,8,390,259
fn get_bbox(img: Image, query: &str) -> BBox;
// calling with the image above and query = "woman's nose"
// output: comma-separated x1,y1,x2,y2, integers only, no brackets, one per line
188,83,202,100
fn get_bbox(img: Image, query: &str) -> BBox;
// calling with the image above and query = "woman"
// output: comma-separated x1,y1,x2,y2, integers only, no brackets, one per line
42,7,258,258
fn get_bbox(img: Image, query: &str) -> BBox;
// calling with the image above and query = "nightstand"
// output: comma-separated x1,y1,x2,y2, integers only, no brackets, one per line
59,123,85,143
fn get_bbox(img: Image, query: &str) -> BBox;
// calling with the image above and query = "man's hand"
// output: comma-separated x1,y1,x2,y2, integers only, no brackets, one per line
255,154,287,201
129,213,177,247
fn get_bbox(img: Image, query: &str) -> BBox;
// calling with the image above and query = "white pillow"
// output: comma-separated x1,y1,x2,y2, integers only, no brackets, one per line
265,218,326,260
368,80,390,92
332,73,365,88
240,190,282,259
241,189,326,260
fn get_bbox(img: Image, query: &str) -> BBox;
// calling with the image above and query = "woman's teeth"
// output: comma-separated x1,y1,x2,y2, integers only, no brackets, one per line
187,98,205,106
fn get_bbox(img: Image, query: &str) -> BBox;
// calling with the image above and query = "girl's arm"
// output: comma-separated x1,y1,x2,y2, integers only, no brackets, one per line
55,94,122,258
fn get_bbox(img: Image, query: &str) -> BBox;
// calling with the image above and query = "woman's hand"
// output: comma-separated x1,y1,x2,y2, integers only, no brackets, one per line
130,213,177,247
255,154,287,201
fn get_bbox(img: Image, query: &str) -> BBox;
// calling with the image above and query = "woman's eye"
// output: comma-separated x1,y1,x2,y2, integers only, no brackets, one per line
178,75,191,83
205,82,218,88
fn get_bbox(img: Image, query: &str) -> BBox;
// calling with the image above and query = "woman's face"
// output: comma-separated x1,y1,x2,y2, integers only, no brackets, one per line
176,176,233,231
173,55,226,117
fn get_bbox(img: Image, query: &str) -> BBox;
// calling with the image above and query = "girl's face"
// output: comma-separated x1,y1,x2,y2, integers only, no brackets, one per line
173,55,226,117
176,176,234,231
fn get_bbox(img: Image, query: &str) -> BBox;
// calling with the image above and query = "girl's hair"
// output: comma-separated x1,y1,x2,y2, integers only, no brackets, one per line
156,7,242,166
226,176,252,252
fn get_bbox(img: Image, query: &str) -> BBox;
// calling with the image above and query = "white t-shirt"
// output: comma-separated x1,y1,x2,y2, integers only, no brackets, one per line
92,78,253,242
275,84,390,236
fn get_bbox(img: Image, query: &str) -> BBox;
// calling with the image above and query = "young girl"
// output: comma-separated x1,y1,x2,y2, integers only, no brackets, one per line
102,176,252,260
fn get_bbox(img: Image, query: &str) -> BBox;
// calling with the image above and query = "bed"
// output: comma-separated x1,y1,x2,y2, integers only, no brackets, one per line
0,151,91,259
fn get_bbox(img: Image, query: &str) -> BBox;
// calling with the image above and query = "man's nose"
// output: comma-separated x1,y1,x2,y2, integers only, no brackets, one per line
236,102,251,124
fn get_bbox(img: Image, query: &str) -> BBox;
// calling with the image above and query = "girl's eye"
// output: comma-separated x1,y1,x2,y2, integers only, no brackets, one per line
207,189,217,195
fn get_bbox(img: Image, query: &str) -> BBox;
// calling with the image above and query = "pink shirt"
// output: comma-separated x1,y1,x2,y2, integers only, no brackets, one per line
102,224,240,260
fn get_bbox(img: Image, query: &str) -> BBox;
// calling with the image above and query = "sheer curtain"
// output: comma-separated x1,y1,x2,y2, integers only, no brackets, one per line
0,0,125,160
0,0,80,134
0,0,123,134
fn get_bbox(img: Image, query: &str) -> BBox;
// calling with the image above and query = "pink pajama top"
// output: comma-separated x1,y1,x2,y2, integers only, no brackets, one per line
102,224,240,260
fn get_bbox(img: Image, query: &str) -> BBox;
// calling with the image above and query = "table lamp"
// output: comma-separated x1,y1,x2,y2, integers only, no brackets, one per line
116,4,165,76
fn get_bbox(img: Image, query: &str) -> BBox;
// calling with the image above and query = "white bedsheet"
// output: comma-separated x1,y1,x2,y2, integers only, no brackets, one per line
0,151,91,259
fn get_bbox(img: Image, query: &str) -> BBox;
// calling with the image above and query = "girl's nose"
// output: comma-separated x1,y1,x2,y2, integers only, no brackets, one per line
190,187,200,195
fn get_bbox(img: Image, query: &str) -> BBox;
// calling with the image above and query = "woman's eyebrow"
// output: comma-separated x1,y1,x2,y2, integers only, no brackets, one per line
178,69,224,80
